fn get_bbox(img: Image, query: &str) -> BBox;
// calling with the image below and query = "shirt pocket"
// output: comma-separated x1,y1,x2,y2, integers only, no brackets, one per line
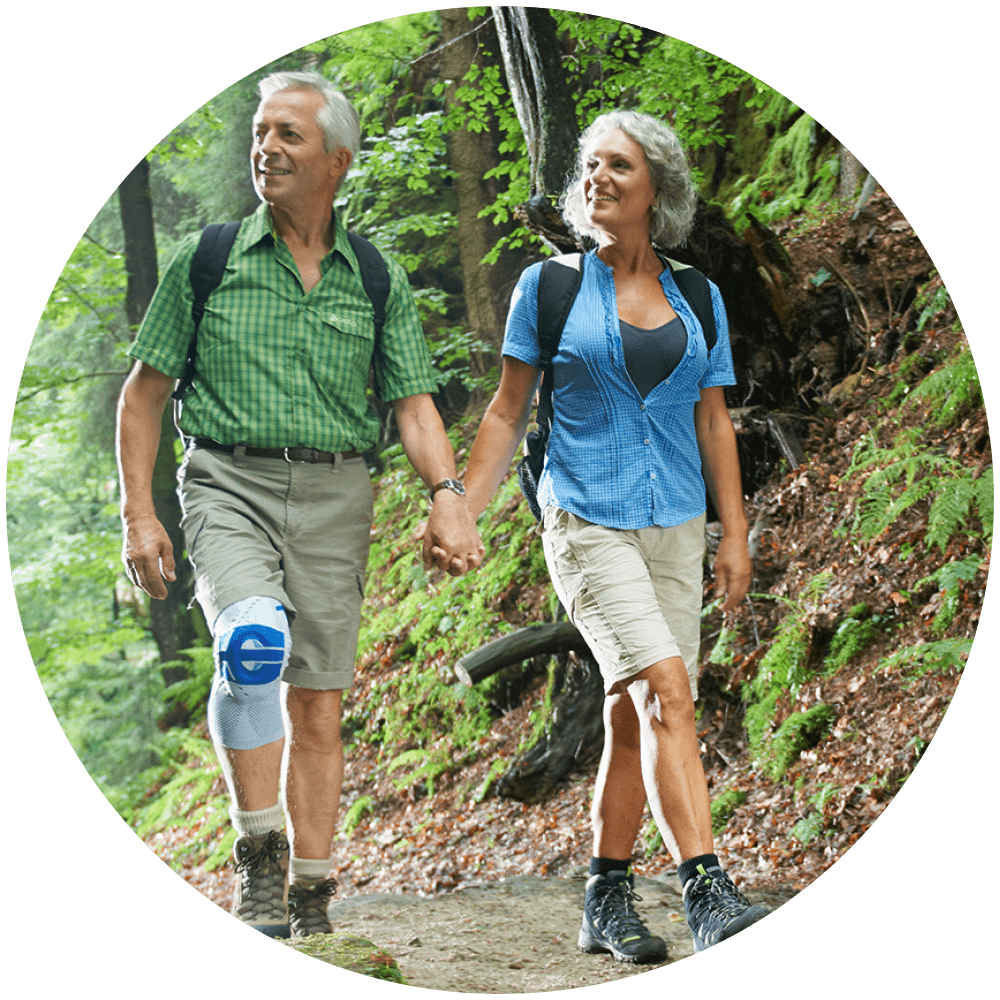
307,305,377,386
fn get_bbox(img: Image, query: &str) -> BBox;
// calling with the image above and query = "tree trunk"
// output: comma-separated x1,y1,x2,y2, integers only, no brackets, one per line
491,5,580,251
496,651,606,803
119,158,198,726
439,8,522,359
455,621,604,802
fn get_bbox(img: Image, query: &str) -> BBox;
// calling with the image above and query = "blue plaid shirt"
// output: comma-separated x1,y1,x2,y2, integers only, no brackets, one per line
502,250,736,529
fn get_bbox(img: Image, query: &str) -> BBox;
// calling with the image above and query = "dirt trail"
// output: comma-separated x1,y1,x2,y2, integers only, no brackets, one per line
295,874,797,992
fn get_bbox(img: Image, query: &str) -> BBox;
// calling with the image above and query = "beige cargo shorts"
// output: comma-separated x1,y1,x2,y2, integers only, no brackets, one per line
541,507,706,698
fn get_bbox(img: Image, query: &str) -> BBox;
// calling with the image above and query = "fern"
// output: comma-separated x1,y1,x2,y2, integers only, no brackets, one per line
744,575,830,765
850,429,950,541
903,345,981,427
877,637,972,684
847,427,990,552
385,746,452,794
924,465,991,553
918,555,984,634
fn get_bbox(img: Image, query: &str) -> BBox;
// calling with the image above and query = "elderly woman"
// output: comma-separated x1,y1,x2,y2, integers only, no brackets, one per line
457,111,769,961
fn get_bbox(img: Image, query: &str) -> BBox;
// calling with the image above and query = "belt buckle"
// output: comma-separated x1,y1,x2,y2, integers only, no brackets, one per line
284,447,318,464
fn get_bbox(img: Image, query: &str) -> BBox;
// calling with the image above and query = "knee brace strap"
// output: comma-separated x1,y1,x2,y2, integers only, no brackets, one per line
214,597,289,686
208,597,289,750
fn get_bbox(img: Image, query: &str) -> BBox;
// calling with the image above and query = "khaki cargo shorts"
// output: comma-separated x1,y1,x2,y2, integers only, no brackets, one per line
541,508,706,698
178,446,373,691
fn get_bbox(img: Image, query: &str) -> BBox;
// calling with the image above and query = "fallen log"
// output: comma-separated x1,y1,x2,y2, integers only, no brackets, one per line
455,621,592,687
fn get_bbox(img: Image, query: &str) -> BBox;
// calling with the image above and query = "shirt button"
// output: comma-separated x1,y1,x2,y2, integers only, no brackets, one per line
640,403,646,410
651,473,657,480
644,439,650,445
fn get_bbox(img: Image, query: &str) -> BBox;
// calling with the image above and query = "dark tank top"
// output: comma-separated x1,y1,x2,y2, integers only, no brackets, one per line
620,316,687,398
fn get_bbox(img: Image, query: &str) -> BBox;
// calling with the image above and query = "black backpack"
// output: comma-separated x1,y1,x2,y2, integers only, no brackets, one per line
172,220,391,403
517,252,718,521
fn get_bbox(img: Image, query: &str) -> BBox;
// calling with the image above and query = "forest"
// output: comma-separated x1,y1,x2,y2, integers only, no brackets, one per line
7,3,995,996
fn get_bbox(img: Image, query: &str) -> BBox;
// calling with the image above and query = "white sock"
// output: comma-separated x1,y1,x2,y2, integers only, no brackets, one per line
289,856,332,885
230,802,284,837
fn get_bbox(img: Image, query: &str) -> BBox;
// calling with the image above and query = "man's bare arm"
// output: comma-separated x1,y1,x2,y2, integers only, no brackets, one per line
116,361,177,599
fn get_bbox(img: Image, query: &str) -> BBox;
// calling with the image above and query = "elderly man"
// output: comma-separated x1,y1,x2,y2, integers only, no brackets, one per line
116,70,482,939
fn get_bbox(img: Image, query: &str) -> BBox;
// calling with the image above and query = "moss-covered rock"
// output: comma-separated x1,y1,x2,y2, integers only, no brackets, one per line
282,933,405,983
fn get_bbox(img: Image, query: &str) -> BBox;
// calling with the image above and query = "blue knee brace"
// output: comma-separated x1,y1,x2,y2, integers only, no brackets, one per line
207,596,289,751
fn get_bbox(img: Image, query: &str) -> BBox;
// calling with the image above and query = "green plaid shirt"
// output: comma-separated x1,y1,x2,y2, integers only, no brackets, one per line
129,203,439,452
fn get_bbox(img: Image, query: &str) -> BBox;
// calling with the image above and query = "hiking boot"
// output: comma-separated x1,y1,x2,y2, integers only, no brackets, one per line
578,870,668,964
682,864,771,952
288,878,338,938
232,830,289,938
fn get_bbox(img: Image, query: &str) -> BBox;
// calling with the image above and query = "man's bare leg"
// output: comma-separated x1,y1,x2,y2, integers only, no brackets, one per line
282,685,344,863
217,740,285,812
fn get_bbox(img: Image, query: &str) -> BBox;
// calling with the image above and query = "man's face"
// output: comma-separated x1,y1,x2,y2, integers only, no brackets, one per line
250,88,350,212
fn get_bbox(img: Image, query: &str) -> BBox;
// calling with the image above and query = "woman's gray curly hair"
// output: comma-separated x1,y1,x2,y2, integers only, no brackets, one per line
560,110,697,248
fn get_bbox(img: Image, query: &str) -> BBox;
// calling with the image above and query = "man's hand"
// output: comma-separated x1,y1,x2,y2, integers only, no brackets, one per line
122,512,176,599
713,534,752,613
420,490,484,577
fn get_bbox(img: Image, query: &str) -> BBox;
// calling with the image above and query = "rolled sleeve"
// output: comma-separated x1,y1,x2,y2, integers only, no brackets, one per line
699,281,737,389
127,233,200,378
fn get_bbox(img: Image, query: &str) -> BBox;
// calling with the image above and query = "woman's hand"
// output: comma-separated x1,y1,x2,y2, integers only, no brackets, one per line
713,533,752,612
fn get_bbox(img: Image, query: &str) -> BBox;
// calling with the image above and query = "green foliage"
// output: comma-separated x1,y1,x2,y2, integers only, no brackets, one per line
903,344,981,428
385,747,453,795
824,606,888,671
841,316,989,564
161,646,215,719
743,576,829,774
746,577,828,695
917,556,985,635
730,114,839,224
710,787,747,835
708,624,740,667
348,418,552,789
130,732,234,871
761,704,835,781
876,638,972,685
791,782,839,845
341,795,374,835
554,15,754,159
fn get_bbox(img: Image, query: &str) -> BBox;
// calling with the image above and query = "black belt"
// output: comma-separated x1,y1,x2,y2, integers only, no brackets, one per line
192,437,361,464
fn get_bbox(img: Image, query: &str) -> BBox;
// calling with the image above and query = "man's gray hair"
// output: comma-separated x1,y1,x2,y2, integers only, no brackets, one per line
561,110,697,248
257,70,360,161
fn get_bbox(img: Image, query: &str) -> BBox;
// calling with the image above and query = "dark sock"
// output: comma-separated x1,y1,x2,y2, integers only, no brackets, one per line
677,854,722,886
590,856,631,877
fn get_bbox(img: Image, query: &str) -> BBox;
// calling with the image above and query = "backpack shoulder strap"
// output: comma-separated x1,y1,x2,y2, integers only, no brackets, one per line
346,230,391,338
173,221,241,401
661,257,717,352
536,254,584,368
535,253,584,428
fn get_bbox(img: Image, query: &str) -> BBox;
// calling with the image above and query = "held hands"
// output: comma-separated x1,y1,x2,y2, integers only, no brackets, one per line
418,490,484,577
122,513,176,600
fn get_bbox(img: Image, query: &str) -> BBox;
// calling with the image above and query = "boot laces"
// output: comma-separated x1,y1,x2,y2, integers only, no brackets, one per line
593,879,648,938
234,830,288,877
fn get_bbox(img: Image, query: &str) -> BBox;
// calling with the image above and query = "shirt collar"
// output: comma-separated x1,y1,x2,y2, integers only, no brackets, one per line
236,202,356,270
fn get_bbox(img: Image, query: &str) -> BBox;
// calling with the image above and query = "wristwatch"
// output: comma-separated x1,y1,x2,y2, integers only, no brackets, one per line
431,478,466,498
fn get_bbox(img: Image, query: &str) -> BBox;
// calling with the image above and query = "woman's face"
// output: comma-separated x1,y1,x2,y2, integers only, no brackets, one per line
581,128,656,237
